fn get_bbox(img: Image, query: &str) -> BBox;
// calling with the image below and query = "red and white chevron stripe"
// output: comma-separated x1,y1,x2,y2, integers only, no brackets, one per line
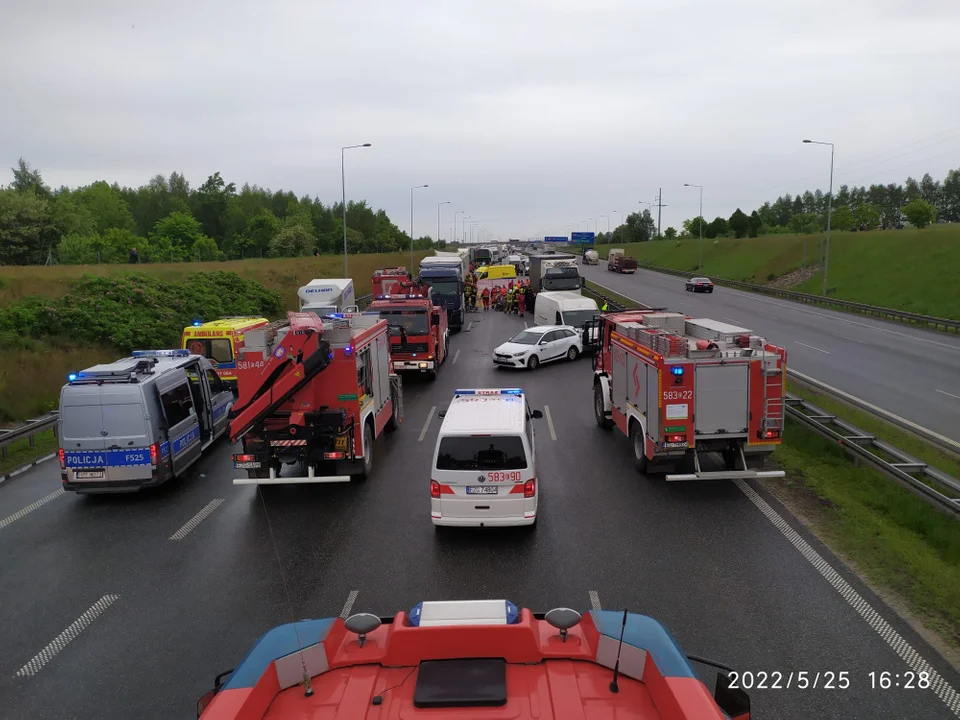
269,439,308,447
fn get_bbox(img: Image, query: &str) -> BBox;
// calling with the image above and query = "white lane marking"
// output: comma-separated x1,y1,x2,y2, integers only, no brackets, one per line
418,406,437,442
588,590,602,611
935,389,960,400
452,349,461,364
543,405,558,441
339,590,359,619
795,341,830,354
736,482,960,716
0,489,65,531
169,498,225,541
15,595,119,678
466,321,474,332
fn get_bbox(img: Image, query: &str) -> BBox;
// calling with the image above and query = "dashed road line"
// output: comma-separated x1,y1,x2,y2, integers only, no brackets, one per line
452,349,461,364
0,489,65,531
15,594,119,678
169,498,225,541
588,590,602,611
795,341,830,354
466,321,474,332
543,405,557,441
339,590,359,619
418,406,437,442
936,389,960,400
736,481,960,717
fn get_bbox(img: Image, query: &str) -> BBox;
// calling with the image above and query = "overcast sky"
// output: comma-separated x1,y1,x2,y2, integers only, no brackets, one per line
2,0,959,240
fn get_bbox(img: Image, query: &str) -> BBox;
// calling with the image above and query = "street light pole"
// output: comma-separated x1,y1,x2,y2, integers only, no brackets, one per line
437,201,451,248
803,139,835,296
410,184,429,268
341,143,371,276
600,214,609,233
684,183,704,271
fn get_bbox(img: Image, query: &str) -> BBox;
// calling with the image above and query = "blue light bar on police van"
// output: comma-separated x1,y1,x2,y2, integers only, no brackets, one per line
132,349,191,358
67,373,78,382
454,388,523,396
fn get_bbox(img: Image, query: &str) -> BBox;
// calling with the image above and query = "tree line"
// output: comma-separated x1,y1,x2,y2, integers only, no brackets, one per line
0,159,434,266
597,166,959,244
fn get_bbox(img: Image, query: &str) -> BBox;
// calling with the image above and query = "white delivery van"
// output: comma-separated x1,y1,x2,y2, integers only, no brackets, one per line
534,291,600,351
430,389,543,529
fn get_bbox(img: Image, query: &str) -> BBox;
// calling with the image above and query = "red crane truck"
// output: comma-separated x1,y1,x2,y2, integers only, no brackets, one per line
371,266,413,296
368,275,449,381
590,309,787,480
228,311,402,485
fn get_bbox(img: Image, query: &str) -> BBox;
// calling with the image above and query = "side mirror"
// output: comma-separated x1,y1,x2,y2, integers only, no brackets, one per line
197,689,217,717
438,410,446,419
580,277,586,288
531,410,544,419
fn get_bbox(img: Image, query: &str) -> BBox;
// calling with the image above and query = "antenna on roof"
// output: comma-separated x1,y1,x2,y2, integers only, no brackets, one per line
609,608,628,694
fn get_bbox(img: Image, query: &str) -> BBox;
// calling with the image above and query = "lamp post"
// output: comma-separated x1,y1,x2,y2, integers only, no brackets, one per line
600,214,609,233
410,184,428,268
684,183,704,271
803,139,835,296
341,143,371,276
437,201,451,247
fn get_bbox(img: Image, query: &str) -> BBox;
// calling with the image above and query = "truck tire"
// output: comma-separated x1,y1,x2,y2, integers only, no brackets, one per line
353,423,374,481
594,384,611,429
428,368,438,381
631,422,648,474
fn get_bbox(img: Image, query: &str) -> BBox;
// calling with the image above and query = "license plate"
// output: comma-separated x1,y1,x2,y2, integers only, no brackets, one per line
335,436,348,451
466,486,498,495
235,461,261,469
76,470,104,479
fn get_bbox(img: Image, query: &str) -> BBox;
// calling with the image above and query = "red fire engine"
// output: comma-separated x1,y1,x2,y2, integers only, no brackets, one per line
228,311,402,485
371,266,413,296
590,310,787,480
368,275,449,381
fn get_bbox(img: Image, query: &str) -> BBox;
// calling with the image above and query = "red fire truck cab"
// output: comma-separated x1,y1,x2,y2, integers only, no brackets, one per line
371,267,414,297
590,310,787,481
228,312,402,485
368,278,449,381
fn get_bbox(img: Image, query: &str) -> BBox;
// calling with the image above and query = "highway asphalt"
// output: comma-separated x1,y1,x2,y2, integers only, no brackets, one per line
1,309,958,719
580,263,960,443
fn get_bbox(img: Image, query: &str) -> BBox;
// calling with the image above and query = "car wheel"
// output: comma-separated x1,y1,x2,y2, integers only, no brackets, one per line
632,422,648,474
527,355,539,370
594,383,611,429
707,288,713,293
566,345,579,361
353,423,374,481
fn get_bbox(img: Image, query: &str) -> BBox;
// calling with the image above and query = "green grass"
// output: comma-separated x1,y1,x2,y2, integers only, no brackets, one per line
0,431,58,477
772,418,960,649
595,224,960,320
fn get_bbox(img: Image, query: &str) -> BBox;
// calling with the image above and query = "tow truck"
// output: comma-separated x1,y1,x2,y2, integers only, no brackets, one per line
367,278,449,380
590,309,787,481
228,311,402,485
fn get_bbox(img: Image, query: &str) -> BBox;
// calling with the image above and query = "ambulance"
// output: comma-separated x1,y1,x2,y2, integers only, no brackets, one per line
181,317,269,389
430,389,544,529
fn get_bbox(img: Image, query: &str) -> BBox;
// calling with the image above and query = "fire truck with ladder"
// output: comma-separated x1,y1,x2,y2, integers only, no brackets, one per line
228,311,402,485
368,269,449,380
590,309,787,481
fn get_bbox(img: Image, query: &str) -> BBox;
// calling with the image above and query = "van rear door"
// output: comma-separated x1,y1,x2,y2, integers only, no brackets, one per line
433,435,531,519
60,389,108,476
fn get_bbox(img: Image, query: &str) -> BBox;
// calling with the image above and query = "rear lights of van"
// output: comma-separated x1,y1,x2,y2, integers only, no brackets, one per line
58,448,65,470
150,443,159,467
430,480,455,498
509,478,536,498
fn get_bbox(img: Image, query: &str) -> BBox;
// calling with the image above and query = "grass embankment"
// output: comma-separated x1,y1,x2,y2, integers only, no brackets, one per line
595,224,960,320
582,282,960,654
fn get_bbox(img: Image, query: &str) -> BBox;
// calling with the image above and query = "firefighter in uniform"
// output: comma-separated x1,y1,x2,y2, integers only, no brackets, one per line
517,283,526,317
481,286,491,310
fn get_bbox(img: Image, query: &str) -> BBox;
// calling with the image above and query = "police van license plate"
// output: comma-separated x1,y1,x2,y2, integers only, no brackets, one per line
466,486,498,495
76,470,105,479
235,461,261,469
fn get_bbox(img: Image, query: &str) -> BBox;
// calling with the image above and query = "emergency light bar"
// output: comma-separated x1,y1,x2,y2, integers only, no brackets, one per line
454,388,523,396
192,320,203,327
132,349,191,358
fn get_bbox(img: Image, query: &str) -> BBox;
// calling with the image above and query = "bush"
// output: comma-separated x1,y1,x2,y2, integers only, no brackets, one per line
0,271,283,352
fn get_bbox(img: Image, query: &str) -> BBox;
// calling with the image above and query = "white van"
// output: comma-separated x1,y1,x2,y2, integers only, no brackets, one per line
431,389,543,528
534,291,600,352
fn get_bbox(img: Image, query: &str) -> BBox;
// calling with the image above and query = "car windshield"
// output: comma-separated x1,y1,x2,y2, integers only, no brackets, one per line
508,330,545,345
693,277,711,283
561,309,599,327
436,436,528,470
379,310,429,335
422,279,459,296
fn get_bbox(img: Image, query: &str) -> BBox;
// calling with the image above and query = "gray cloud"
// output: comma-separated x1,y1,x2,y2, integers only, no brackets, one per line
2,0,959,238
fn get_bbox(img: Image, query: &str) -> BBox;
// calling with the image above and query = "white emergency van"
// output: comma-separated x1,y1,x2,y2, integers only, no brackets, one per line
431,389,543,529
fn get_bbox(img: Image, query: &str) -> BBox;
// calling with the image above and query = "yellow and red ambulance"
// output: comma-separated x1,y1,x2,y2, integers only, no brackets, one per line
181,317,269,388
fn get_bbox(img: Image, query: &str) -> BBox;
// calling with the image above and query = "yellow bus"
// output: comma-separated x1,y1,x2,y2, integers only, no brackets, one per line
181,317,269,388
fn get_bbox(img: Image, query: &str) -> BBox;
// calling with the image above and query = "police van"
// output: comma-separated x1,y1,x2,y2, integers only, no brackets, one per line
430,389,543,529
58,349,233,494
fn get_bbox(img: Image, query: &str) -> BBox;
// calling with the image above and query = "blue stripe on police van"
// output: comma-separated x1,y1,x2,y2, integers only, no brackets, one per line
63,449,151,469
216,361,237,369
213,403,229,421
160,442,170,460
172,426,201,455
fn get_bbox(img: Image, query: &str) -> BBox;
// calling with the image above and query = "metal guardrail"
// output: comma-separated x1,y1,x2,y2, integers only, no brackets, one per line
620,261,960,334
582,279,960,518
0,412,59,459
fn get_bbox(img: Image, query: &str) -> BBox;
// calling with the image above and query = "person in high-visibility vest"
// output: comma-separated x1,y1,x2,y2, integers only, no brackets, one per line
517,285,526,317
601,301,608,311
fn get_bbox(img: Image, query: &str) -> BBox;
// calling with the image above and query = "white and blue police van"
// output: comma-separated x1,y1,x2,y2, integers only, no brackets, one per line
58,349,233,493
